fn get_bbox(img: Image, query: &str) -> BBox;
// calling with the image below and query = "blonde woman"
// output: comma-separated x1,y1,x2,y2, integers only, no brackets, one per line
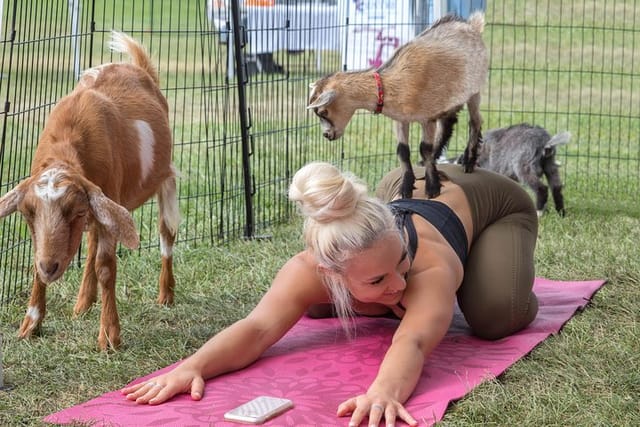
123,162,538,427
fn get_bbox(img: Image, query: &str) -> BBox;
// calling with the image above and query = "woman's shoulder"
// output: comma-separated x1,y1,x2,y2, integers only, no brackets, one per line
289,249,318,269
275,250,330,302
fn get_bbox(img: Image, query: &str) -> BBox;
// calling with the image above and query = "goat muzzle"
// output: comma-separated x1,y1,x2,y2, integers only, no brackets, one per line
37,259,61,284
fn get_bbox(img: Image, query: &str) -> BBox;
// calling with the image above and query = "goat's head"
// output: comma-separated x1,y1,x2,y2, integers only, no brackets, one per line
307,74,358,141
0,167,139,284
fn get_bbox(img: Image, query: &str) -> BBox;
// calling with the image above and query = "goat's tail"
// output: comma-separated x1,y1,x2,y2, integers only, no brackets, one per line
109,30,160,85
546,131,572,148
468,11,485,33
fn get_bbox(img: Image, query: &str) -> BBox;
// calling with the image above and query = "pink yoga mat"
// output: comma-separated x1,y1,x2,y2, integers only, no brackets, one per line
44,277,605,426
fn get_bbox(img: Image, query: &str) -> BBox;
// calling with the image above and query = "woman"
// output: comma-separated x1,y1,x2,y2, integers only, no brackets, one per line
122,162,539,427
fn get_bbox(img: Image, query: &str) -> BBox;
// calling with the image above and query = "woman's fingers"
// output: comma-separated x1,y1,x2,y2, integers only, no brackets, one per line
122,379,166,404
336,397,357,416
337,396,418,427
396,404,418,426
120,381,145,395
338,397,371,426
368,403,386,426
190,375,205,401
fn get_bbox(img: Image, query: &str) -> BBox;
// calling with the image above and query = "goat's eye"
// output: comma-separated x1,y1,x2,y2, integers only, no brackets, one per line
314,108,328,119
70,208,88,219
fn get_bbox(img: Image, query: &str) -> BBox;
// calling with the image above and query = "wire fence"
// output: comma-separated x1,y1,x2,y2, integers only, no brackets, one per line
0,0,638,306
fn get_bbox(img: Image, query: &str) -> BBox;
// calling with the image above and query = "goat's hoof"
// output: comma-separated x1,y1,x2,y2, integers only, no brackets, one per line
157,292,175,306
425,186,441,199
73,300,95,316
18,316,41,339
98,327,121,351
400,173,416,199
400,184,416,199
463,163,476,173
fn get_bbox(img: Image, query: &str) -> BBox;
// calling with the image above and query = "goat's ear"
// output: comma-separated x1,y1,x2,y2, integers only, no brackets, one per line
81,180,140,249
307,90,336,110
0,180,29,218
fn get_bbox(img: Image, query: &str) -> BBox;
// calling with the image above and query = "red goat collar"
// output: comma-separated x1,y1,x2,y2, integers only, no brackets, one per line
372,71,384,114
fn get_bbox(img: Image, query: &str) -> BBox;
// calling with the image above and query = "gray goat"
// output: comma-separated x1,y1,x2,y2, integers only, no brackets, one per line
307,13,489,199
473,123,571,217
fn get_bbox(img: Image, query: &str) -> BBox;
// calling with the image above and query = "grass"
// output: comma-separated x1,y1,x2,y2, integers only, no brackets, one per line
1,189,639,426
1,1,639,425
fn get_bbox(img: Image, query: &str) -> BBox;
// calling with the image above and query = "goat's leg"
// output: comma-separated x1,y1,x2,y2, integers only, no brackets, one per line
394,121,415,199
18,270,47,338
542,158,565,216
419,110,461,198
157,175,179,305
74,228,99,315
434,111,459,158
95,234,120,350
419,120,442,198
461,92,483,173
550,185,565,217
517,166,549,217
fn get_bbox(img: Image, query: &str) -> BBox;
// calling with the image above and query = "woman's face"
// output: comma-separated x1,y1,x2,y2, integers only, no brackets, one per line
342,231,410,305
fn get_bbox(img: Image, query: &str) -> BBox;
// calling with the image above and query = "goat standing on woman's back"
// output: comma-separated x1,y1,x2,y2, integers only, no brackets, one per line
307,12,489,199
0,31,179,351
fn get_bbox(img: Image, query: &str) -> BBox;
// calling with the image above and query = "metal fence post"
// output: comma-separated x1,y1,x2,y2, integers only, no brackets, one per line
0,333,4,389
230,0,255,239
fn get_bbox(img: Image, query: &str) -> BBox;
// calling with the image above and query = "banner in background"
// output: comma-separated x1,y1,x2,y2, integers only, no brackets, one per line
342,0,413,70
341,0,437,71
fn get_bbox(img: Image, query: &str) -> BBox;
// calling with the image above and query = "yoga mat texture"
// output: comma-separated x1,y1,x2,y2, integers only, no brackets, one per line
44,277,605,426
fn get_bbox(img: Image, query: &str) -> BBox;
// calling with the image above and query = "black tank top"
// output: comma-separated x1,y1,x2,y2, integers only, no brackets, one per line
388,199,468,265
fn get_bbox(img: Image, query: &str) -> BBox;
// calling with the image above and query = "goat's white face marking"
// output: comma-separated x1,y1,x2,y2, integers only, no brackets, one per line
135,120,155,182
26,305,41,322
319,119,337,138
34,168,68,202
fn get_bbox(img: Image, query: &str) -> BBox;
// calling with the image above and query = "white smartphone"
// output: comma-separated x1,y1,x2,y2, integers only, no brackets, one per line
223,395,294,425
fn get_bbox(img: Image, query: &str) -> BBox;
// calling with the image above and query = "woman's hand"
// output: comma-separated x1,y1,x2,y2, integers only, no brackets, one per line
121,364,206,405
337,393,418,427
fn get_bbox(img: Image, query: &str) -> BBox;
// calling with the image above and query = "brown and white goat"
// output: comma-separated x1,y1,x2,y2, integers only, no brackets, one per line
0,31,179,350
308,13,488,198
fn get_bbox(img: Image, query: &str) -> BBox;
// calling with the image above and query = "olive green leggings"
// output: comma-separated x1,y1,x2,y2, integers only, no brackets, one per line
376,164,539,340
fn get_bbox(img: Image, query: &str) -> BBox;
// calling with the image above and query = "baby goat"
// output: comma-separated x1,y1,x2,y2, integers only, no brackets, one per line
474,123,571,217
0,31,179,350
307,12,488,198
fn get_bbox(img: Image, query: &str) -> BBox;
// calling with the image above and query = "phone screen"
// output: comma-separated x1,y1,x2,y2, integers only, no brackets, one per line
223,396,294,424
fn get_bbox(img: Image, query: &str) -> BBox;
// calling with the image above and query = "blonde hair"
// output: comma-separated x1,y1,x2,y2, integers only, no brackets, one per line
288,162,401,332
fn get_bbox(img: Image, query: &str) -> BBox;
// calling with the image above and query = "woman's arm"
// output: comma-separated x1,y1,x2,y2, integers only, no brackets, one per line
337,265,458,426
122,251,327,405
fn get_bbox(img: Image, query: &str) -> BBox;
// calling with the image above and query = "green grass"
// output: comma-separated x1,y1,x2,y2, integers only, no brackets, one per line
1,191,639,426
1,1,639,425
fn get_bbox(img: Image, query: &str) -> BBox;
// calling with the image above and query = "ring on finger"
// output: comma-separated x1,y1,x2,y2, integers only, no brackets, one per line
371,403,385,412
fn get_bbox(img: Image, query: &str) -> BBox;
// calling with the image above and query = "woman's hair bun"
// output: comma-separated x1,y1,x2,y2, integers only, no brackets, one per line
288,162,368,223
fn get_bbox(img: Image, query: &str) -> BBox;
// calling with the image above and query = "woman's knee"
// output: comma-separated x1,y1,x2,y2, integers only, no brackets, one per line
462,291,539,340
